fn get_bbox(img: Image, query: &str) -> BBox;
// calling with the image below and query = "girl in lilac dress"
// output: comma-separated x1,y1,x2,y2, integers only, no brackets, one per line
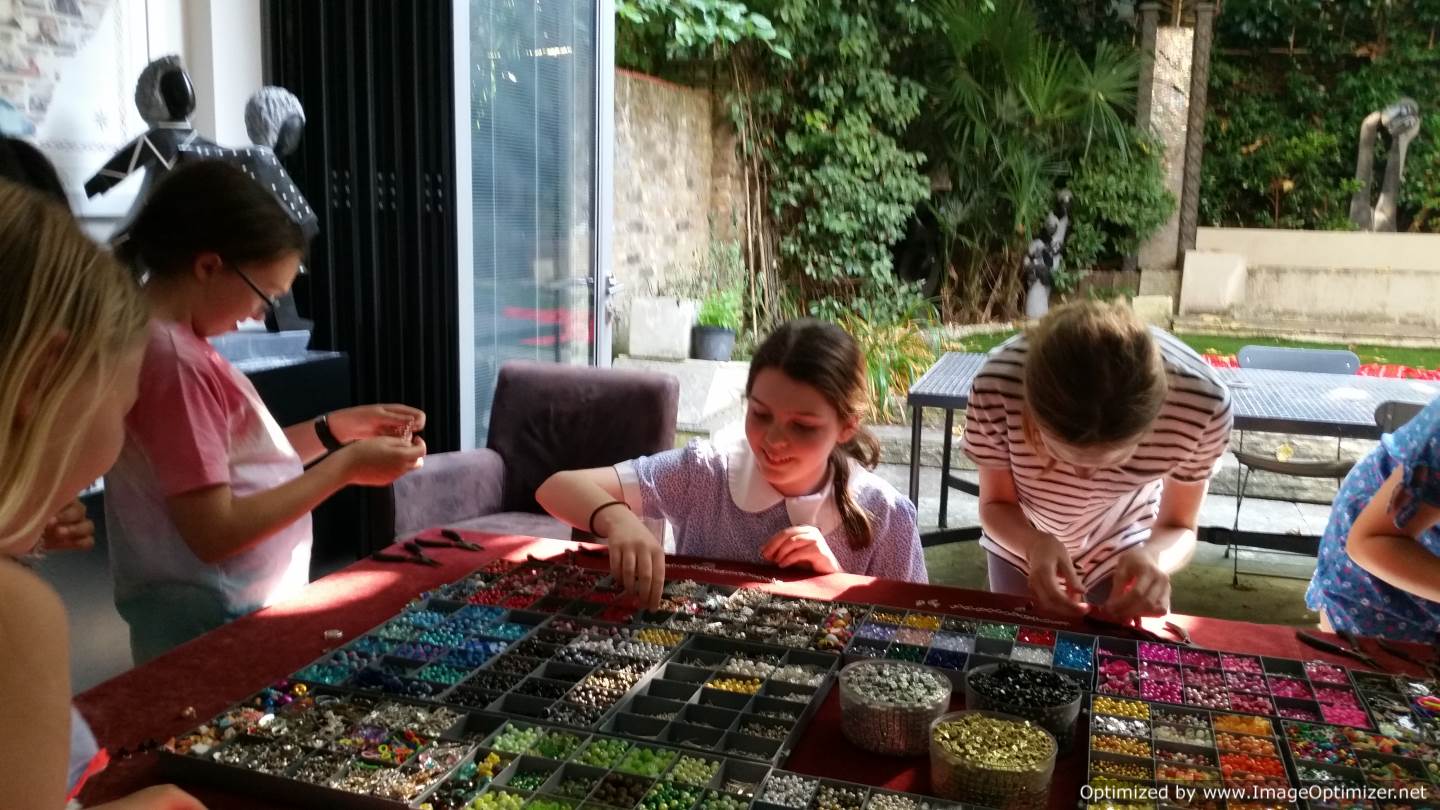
1307,396,1440,642
538,319,926,607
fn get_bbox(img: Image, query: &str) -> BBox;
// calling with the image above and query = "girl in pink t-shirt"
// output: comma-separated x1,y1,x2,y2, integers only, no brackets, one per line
105,161,427,663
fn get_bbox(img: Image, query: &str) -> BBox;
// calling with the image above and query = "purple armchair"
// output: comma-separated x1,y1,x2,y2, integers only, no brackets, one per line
381,361,680,542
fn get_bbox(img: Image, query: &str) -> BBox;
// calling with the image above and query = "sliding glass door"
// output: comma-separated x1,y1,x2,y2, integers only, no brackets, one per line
455,0,615,448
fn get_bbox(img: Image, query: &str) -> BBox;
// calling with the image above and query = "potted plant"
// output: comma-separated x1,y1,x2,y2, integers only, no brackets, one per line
691,286,742,361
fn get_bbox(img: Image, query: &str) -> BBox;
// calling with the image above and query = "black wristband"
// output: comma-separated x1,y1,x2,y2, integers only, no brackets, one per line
314,413,344,452
588,500,629,538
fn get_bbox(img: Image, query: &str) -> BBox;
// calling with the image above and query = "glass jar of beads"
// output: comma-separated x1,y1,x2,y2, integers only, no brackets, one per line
962,662,1083,751
838,660,951,756
929,710,1056,809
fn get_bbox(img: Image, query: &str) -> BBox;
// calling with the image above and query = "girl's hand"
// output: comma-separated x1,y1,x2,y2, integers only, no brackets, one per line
1102,546,1171,619
328,404,426,443
601,514,665,609
40,498,95,552
760,525,840,574
1027,535,1086,617
337,436,427,486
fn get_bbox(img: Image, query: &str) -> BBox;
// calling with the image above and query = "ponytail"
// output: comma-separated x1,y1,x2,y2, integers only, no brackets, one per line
829,428,881,550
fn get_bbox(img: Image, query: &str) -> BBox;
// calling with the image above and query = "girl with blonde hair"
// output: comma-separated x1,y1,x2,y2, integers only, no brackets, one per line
0,179,203,808
964,301,1233,619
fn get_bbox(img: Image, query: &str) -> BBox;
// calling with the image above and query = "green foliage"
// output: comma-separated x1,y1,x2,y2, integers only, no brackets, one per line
837,294,939,423
733,0,934,320
1065,132,1177,273
913,0,1160,318
1204,1,1440,232
697,286,744,331
616,0,788,75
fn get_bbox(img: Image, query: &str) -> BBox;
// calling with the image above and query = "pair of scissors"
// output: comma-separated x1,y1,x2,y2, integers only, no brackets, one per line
371,541,441,567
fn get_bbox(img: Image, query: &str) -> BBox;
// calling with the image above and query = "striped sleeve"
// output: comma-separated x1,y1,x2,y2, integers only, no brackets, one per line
1169,384,1234,483
962,365,1017,469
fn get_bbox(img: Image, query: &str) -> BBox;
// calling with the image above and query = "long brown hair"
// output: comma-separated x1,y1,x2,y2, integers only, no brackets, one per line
1024,301,1168,448
747,319,881,549
114,159,306,276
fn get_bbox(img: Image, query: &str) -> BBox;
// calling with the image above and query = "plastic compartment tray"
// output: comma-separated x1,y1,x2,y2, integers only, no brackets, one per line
608,634,840,765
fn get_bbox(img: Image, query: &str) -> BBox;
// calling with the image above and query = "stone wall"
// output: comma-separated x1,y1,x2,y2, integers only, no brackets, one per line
1137,26,1195,276
612,70,743,355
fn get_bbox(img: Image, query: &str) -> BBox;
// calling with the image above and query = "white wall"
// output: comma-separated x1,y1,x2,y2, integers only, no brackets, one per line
1198,227,1440,273
183,0,263,145
1185,227,1440,329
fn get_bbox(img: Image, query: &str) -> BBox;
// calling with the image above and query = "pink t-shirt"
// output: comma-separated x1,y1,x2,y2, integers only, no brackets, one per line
104,321,311,613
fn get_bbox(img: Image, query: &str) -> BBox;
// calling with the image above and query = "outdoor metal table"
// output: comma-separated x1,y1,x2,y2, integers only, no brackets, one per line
907,351,1440,546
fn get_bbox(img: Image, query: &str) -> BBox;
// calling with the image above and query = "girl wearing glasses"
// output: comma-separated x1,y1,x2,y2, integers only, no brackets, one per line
105,160,427,663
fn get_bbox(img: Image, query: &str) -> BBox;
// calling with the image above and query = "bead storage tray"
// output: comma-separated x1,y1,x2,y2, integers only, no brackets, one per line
1282,720,1439,807
162,687,793,810
610,634,841,765
292,603,693,734
160,683,483,808
840,610,1096,688
1348,671,1440,747
458,562,869,655
438,713,777,810
292,602,553,700
1084,695,1297,806
749,769,969,810
1095,639,1381,731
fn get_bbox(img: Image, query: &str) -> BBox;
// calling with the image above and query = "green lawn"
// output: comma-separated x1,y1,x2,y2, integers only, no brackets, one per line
944,330,1440,369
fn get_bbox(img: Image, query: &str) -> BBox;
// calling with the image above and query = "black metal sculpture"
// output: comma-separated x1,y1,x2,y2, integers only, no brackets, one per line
83,55,217,238
177,87,318,240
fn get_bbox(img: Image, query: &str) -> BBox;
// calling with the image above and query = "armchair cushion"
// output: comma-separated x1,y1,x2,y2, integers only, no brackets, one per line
487,361,679,514
389,448,505,538
449,512,571,540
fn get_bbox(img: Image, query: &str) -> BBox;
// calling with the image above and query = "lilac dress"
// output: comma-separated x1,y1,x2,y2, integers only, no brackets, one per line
614,439,928,582
1306,396,1440,642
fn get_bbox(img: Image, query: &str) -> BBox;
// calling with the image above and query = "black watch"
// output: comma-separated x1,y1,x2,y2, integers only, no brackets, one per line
314,413,344,452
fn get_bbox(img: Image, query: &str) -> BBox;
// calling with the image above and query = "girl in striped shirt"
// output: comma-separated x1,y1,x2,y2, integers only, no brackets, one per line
963,302,1232,620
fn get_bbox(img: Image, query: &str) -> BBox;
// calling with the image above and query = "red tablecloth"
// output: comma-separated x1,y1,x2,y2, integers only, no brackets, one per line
75,534,1434,809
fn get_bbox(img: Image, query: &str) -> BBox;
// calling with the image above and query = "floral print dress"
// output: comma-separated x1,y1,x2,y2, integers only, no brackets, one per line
1306,396,1440,642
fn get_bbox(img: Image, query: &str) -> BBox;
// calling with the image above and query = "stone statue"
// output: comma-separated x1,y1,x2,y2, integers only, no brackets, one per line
1024,189,1072,318
1349,98,1421,232
84,55,217,239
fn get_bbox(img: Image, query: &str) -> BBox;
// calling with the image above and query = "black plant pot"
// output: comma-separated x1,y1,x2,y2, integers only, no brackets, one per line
690,326,736,361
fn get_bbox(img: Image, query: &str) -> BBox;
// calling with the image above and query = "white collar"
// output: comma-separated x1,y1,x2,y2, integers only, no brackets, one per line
725,440,849,534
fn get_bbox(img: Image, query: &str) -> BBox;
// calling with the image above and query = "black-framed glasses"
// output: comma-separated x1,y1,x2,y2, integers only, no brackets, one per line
228,263,280,314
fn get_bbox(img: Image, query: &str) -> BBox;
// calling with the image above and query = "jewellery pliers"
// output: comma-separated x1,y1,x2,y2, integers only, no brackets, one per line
371,540,441,567
411,529,483,552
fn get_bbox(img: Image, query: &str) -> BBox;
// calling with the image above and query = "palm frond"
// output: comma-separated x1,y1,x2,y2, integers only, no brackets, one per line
1071,40,1140,158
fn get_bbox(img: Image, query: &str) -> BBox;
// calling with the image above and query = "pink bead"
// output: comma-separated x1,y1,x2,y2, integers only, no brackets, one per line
1139,642,1180,663
1143,679,1183,702
1320,703,1371,728
1228,692,1273,715
1315,687,1361,708
1222,655,1263,673
1180,650,1220,668
1225,672,1267,693
1184,668,1225,688
1141,661,1181,682
1304,661,1350,685
1269,677,1312,699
